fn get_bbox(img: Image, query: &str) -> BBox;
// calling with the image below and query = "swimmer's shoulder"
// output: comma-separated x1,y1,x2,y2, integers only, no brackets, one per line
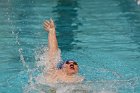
74,75,85,83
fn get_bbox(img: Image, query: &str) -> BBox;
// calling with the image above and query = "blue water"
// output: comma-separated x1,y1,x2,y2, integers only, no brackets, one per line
0,0,140,93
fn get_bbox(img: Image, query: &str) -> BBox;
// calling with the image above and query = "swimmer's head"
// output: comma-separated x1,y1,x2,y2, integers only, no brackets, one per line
58,59,79,75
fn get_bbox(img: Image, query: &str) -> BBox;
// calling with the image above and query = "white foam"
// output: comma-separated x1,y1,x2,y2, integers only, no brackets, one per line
136,0,140,5
35,47,62,73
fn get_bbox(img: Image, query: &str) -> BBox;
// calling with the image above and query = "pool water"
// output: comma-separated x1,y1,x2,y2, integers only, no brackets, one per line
0,0,140,93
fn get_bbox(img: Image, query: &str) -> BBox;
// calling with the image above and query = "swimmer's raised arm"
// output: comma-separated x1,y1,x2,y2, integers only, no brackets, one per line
44,19,58,63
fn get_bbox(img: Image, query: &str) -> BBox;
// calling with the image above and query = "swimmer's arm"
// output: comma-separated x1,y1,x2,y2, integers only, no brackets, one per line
44,19,58,64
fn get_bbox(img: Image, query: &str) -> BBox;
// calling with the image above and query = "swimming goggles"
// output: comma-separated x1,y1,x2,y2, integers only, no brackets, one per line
65,60,78,65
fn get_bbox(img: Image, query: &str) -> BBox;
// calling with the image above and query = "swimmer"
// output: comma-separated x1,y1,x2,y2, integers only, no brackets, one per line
43,18,84,84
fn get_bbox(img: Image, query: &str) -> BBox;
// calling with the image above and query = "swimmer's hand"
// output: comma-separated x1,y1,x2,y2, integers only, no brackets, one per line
44,18,55,32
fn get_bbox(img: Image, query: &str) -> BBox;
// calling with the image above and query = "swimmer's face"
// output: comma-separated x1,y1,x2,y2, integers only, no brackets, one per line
63,61,78,75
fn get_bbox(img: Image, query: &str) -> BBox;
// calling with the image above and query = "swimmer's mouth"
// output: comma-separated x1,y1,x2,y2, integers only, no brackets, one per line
70,65,75,70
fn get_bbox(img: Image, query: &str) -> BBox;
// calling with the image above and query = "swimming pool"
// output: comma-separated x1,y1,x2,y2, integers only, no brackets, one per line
0,0,140,93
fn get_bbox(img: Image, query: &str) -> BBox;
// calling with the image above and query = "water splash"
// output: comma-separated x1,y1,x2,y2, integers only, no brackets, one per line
136,0,140,5
22,46,61,93
11,23,37,93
